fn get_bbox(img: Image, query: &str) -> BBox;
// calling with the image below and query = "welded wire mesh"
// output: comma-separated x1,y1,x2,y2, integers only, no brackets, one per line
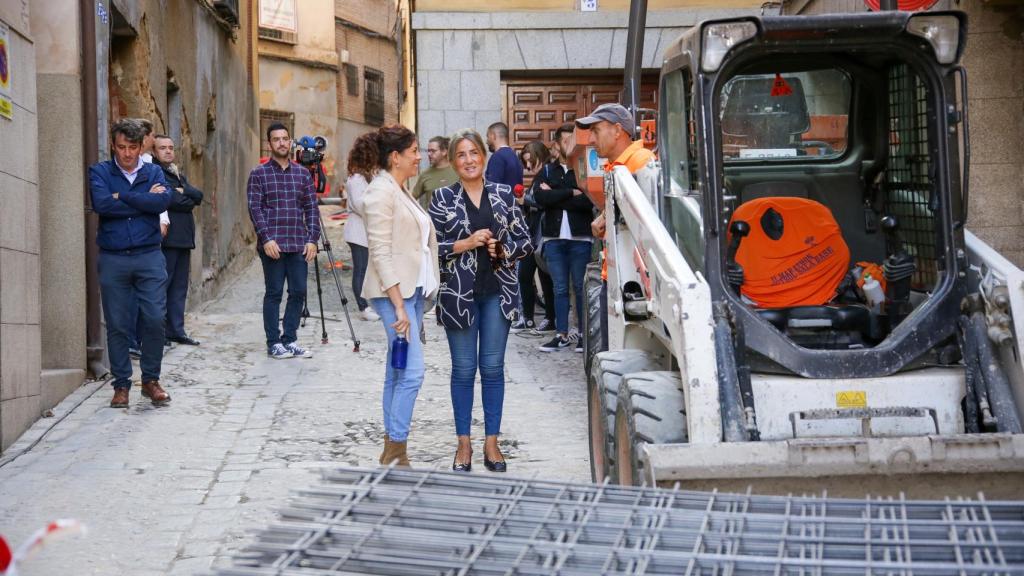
886,63,938,290
218,467,1024,575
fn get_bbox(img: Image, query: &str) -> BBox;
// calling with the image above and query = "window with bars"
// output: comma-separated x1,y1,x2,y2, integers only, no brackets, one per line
259,110,295,159
885,63,937,289
364,68,385,126
345,65,359,97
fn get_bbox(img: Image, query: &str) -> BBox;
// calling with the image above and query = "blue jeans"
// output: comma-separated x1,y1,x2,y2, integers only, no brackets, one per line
258,249,307,349
99,250,168,389
444,293,511,437
543,239,592,334
370,288,425,443
347,242,369,311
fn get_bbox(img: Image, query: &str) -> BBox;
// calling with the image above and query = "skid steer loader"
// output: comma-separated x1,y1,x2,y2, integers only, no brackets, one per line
585,5,1024,497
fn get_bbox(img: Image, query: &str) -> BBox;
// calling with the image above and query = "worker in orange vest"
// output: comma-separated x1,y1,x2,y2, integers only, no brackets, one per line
577,103,656,242
574,103,658,353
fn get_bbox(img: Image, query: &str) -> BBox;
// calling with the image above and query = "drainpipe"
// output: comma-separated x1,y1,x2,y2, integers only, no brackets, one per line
81,0,108,379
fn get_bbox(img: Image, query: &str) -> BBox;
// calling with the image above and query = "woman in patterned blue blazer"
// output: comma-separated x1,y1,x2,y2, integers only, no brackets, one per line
428,129,533,473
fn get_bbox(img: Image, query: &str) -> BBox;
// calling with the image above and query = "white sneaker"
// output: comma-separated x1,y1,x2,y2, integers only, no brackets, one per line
361,308,380,322
268,343,294,359
286,342,314,358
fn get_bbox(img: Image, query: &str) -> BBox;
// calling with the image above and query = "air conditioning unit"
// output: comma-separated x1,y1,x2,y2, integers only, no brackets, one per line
213,0,240,26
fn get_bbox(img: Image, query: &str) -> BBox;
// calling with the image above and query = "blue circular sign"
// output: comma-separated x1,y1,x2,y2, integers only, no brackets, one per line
588,148,600,172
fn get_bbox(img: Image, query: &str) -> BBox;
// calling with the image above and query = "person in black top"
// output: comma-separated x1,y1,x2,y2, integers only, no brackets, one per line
429,129,532,473
512,141,556,333
534,124,595,353
153,135,204,346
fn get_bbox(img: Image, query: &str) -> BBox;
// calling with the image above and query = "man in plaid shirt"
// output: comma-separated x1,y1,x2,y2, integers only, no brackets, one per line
247,123,321,359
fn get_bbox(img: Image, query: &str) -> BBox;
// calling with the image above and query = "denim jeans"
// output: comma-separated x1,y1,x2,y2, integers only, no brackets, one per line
370,288,425,443
444,293,511,437
258,249,307,349
347,242,369,311
99,250,167,389
543,239,592,334
518,249,555,323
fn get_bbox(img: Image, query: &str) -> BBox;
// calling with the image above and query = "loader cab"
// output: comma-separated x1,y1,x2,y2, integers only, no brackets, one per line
658,11,970,378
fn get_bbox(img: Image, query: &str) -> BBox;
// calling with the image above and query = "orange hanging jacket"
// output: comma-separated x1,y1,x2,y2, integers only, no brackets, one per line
729,197,850,309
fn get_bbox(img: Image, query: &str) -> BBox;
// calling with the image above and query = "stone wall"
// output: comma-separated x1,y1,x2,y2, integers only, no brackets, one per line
0,4,41,451
334,0,403,177
31,0,87,414
109,0,261,302
412,8,753,160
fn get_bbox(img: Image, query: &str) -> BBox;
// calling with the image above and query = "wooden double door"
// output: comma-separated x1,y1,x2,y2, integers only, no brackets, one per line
502,77,658,148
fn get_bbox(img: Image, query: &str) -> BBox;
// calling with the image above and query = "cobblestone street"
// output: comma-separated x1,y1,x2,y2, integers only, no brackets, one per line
0,213,590,575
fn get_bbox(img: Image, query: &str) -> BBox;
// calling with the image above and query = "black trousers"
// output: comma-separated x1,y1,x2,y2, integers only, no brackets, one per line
163,247,191,338
518,251,555,322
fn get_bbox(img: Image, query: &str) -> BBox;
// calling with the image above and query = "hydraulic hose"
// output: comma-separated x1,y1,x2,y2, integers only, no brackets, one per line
967,311,1022,434
714,311,749,443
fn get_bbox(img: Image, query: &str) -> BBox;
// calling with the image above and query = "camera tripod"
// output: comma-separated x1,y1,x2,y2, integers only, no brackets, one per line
297,159,360,352
300,209,361,352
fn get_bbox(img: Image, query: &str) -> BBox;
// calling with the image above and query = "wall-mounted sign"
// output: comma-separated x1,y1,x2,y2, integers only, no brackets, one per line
0,22,12,120
260,0,297,32
581,0,598,12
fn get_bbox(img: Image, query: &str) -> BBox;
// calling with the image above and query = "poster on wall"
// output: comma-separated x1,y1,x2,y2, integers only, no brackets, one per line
259,0,297,32
0,22,12,120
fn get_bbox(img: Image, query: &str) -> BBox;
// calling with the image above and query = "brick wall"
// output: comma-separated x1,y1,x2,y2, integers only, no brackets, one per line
335,25,400,127
335,0,397,37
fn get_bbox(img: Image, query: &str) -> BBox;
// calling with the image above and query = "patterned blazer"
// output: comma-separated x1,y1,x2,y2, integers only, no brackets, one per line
429,181,533,330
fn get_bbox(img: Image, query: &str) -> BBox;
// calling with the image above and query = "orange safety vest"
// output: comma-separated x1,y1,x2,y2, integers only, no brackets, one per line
602,141,654,280
729,197,850,309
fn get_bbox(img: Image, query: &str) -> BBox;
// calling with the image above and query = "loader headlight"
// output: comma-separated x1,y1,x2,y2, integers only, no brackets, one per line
702,21,757,72
907,15,960,65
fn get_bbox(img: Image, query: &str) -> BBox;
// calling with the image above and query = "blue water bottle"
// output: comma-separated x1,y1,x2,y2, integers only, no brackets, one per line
391,335,408,370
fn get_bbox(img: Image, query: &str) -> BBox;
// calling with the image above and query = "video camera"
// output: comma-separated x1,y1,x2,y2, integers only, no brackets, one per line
295,135,328,167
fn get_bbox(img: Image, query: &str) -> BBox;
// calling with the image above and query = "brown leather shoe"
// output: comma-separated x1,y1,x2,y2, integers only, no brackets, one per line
110,388,129,408
140,379,170,405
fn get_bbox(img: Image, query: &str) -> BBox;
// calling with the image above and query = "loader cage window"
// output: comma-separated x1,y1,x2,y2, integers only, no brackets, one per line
720,69,851,161
660,68,704,274
885,63,937,289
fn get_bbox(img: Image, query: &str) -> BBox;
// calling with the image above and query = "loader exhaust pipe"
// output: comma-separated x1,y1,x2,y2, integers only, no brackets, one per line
623,0,648,139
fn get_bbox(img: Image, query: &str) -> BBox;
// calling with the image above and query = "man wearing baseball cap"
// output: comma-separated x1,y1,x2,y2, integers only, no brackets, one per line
575,103,656,238
575,102,658,361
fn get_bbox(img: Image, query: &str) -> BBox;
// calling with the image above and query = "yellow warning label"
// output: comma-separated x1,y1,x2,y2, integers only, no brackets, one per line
836,391,867,409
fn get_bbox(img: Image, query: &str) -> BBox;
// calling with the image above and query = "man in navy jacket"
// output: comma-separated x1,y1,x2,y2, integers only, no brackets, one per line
90,118,173,408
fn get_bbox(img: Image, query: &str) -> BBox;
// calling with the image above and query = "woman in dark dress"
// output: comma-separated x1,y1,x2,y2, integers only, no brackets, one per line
428,129,533,472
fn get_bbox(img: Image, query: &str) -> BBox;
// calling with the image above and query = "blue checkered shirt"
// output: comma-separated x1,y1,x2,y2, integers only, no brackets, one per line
246,160,320,253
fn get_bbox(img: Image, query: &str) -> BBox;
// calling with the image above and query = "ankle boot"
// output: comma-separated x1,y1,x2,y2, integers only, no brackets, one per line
389,441,411,468
379,435,391,465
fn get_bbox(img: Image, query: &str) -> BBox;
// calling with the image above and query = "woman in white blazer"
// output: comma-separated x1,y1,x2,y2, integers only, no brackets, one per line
361,124,440,467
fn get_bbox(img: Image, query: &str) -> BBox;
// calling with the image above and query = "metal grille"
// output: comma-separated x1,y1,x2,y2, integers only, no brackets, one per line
219,467,1024,575
885,64,938,289
364,68,385,127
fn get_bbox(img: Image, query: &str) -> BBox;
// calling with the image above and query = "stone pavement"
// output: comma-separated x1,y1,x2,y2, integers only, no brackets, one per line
0,212,590,575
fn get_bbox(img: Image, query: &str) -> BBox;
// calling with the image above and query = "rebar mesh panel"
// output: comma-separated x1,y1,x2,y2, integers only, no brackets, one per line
219,467,1024,575
886,63,938,289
